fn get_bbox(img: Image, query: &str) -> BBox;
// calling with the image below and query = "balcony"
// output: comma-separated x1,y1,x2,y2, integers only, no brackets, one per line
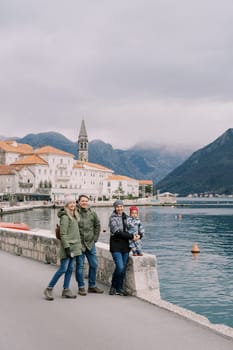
56,164,68,170
18,182,33,189
55,175,70,181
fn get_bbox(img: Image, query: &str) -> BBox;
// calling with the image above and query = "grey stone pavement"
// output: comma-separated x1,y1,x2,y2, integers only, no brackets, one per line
0,251,232,350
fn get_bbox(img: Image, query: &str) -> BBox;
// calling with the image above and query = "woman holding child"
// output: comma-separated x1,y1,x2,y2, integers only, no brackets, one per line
109,200,140,296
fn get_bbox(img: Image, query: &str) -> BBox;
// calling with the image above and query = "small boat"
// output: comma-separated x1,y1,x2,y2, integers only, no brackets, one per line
0,222,30,231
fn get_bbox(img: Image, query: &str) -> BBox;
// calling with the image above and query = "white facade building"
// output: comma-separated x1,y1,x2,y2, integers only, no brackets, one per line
103,175,139,199
0,165,17,195
0,141,33,165
0,122,151,201
0,142,114,201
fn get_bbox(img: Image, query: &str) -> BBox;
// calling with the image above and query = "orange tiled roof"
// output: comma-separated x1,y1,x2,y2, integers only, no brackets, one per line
10,164,25,171
0,141,33,154
74,160,113,172
35,146,74,158
73,162,84,169
107,175,137,181
11,155,48,166
0,164,16,175
138,180,153,185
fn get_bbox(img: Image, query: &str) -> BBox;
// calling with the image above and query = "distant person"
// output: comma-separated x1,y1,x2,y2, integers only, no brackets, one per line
127,206,144,256
109,200,140,296
75,195,103,295
44,196,82,301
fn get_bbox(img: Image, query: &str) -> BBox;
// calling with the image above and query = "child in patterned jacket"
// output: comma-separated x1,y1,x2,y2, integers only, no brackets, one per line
127,206,144,256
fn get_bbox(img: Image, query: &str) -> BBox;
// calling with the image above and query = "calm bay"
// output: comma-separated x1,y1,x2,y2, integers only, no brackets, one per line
1,198,233,328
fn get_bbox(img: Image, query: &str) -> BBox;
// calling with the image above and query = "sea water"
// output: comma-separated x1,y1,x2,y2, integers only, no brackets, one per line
2,200,233,328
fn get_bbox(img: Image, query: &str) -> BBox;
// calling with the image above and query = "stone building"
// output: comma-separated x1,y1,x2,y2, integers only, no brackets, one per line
0,120,153,201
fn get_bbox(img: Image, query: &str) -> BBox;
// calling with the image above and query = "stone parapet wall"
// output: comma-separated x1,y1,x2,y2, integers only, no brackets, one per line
0,228,160,299
0,229,59,264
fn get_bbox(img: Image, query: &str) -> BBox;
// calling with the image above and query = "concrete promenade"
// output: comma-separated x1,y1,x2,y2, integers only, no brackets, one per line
0,251,232,350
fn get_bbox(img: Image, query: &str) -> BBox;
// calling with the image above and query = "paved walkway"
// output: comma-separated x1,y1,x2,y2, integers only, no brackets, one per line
0,251,232,350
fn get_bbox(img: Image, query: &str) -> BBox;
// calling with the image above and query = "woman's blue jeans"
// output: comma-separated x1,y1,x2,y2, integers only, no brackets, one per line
75,245,98,288
48,257,75,289
111,251,129,292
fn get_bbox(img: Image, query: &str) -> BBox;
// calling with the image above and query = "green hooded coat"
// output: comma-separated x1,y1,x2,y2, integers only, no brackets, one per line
77,206,101,251
57,208,82,259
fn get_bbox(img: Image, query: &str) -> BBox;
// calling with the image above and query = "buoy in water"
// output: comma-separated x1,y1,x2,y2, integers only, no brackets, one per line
175,213,183,219
191,242,200,253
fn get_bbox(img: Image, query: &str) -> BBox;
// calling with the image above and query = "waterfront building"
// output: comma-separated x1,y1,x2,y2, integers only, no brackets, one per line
103,175,139,199
0,165,18,196
73,160,113,200
0,140,33,165
34,146,74,199
0,139,114,202
156,191,177,204
0,121,153,201
8,154,49,200
139,180,154,197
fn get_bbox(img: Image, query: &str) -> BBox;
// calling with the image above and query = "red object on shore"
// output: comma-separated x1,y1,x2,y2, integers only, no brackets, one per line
0,222,30,231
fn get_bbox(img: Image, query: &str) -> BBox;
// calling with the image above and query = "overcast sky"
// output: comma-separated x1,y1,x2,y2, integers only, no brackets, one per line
1,0,233,150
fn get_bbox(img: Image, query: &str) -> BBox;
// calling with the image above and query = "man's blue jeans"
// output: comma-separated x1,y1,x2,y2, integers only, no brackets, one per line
48,257,75,289
111,251,129,292
75,245,98,288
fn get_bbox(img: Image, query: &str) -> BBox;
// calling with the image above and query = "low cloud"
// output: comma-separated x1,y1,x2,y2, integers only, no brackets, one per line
1,0,233,148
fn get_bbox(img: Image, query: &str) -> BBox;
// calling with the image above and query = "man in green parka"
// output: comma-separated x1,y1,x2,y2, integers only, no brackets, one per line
75,194,104,295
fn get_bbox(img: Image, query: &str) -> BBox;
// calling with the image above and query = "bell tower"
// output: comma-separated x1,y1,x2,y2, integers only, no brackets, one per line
78,120,88,162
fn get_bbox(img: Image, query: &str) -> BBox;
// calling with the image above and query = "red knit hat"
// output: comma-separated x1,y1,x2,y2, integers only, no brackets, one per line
130,206,138,214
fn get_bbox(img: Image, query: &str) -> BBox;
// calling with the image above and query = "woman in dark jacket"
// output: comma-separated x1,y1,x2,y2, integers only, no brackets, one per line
109,200,139,296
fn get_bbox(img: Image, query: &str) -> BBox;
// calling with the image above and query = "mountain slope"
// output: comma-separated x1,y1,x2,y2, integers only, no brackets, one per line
157,128,233,195
19,132,77,155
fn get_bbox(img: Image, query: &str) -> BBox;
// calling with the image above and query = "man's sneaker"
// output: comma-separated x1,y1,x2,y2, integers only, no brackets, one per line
109,287,116,295
62,288,77,299
78,288,87,296
116,289,128,296
88,286,104,294
44,287,54,301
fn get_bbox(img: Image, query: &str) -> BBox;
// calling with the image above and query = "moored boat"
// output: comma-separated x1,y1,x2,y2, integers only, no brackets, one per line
0,222,30,231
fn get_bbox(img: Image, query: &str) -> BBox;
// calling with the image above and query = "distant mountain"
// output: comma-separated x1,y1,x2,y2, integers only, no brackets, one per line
157,128,233,195
95,143,191,185
11,129,233,194
19,132,77,155
15,132,191,185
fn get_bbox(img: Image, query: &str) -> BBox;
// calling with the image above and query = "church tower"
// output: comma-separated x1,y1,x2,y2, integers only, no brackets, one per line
78,119,88,162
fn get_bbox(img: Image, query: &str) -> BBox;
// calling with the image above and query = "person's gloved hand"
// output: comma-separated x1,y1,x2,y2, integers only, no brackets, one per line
65,247,72,258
